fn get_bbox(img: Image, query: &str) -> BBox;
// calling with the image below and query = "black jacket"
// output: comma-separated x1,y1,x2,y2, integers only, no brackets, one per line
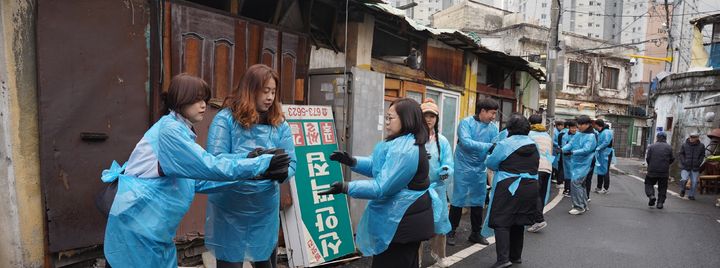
679,139,705,171
646,141,674,177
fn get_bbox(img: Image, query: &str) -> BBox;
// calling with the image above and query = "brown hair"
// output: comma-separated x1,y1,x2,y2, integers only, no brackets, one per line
224,64,283,128
163,73,211,116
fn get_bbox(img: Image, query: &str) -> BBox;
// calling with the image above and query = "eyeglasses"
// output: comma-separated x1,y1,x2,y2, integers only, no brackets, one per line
385,115,398,122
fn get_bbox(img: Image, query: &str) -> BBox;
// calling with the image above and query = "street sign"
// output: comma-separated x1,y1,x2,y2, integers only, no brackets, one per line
281,105,356,267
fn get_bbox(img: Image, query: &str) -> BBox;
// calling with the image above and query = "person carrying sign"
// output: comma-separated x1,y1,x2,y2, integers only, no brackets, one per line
482,114,540,268
448,98,500,246
102,74,290,268
319,98,435,268
200,64,297,268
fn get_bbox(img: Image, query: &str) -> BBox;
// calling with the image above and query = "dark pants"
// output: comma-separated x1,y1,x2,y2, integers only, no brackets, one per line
534,172,551,223
372,242,421,268
584,159,596,197
552,167,564,185
494,225,524,263
645,176,669,203
449,205,483,233
597,154,612,190
217,248,277,268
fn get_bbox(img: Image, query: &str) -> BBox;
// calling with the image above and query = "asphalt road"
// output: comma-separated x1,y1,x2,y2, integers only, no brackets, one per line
451,171,720,268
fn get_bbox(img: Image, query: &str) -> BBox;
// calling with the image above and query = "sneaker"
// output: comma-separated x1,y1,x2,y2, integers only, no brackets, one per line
689,196,696,200
433,256,449,268
527,221,547,233
594,188,602,193
510,258,523,264
446,231,457,246
656,202,664,209
569,208,586,215
490,261,513,268
648,196,657,206
468,232,489,245
599,189,608,194
587,198,592,202
563,190,571,197
680,190,685,198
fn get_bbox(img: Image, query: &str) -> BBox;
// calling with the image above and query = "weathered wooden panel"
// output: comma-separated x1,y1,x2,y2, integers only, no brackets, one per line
425,46,464,86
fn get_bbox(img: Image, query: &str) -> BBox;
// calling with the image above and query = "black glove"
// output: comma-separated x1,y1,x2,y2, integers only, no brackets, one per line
488,144,497,154
259,153,291,181
317,181,347,195
563,151,573,156
247,147,264,158
440,167,449,181
330,151,356,167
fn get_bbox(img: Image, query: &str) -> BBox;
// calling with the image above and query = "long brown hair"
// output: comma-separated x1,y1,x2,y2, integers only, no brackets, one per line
224,64,283,128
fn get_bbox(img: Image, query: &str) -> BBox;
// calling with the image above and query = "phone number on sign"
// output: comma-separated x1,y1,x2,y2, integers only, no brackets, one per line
286,107,330,118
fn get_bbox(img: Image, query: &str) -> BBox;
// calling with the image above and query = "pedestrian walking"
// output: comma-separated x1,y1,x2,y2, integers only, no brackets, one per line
561,121,577,197
562,115,597,215
483,114,540,268
419,99,454,267
448,98,500,246
679,132,706,200
527,114,554,233
319,98,435,268
102,74,290,268
552,120,566,187
645,132,675,209
593,119,614,194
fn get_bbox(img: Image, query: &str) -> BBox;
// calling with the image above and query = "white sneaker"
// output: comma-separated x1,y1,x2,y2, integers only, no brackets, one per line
594,188,602,193
434,257,450,268
599,189,608,194
569,208,586,215
587,198,592,202
527,221,548,233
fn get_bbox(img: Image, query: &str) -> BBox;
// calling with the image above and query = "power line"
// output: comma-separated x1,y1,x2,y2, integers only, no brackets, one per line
564,9,720,17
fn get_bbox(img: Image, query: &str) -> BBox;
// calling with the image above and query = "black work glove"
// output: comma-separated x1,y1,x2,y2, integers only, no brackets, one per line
488,144,497,154
563,151,573,156
247,147,264,158
317,181,348,195
440,167,449,181
259,153,291,181
330,151,356,167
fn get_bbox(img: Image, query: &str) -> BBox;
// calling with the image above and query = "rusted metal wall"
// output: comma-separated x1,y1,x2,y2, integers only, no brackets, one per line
36,0,151,252
425,46,464,87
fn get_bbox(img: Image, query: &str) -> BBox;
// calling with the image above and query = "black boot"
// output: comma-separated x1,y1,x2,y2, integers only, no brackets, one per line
656,202,664,209
468,232,489,245
648,196,656,206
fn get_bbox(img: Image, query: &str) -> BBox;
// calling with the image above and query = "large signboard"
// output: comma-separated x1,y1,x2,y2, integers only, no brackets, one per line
281,105,356,267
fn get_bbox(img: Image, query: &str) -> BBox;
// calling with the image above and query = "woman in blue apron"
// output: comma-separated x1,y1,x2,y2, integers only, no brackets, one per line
319,98,436,268
200,64,297,268
420,99,454,266
482,114,540,268
102,74,290,268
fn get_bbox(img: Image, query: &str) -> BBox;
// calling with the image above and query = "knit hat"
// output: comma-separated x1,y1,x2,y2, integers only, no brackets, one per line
421,98,439,115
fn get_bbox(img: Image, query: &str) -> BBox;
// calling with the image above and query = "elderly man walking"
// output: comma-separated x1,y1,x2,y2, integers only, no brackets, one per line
645,132,675,209
679,133,705,200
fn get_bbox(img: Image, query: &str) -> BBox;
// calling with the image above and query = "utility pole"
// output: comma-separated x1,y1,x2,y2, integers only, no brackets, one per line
664,0,674,72
546,0,561,127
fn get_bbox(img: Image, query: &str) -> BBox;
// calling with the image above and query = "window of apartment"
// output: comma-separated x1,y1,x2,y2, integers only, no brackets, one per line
634,4,637,9
612,34,616,39
613,24,616,28
596,24,600,27
589,1,594,5
569,61,589,85
614,2,617,7
602,66,620,89
666,117,673,131
589,12,594,16
541,14,547,19
542,3,547,7
595,34,599,38
587,33,592,37
588,22,593,27
632,27,636,32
